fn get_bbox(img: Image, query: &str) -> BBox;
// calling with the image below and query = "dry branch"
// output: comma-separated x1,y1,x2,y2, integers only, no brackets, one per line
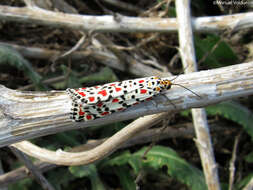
0,161,57,187
11,113,166,165
10,147,55,190
176,1,221,189
0,5,252,33
0,62,253,148
0,40,165,77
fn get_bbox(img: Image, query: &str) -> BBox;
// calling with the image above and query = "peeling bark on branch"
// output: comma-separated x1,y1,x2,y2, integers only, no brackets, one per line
0,62,253,147
0,5,252,33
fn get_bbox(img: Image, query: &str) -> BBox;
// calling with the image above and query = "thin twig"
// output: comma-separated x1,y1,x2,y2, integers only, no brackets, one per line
10,147,55,190
100,0,143,13
141,0,167,17
197,37,223,66
228,133,241,190
141,115,171,160
18,75,65,90
197,29,234,66
0,160,7,190
51,31,96,65
0,41,163,77
107,33,161,51
23,0,37,8
50,34,87,68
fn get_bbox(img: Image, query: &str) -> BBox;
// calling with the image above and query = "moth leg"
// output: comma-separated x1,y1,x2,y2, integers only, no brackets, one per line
161,94,176,108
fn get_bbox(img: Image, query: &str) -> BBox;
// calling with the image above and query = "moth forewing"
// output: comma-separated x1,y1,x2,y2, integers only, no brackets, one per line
67,76,172,122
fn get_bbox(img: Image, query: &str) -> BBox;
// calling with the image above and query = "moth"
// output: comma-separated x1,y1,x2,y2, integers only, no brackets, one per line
66,76,173,122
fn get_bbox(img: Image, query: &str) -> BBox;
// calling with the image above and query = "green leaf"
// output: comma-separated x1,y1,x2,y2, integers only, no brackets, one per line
8,178,33,190
47,167,75,190
206,101,253,139
180,109,191,117
114,166,136,190
69,164,106,190
54,131,82,146
79,67,118,84
181,101,253,140
100,150,143,175
128,155,143,174
234,173,253,190
69,164,95,178
98,122,127,138
102,151,132,166
54,66,117,89
102,146,207,190
195,34,238,68
132,146,207,190
0,45,42,86
61,64,82,89
245,151,253,163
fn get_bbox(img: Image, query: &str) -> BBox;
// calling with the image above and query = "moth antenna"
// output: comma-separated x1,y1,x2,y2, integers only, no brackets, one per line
170,75,180,82
170,64,190,82
173,83,201,98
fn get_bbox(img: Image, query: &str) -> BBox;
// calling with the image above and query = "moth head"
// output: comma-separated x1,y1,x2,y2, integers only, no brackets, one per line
160,79,172,90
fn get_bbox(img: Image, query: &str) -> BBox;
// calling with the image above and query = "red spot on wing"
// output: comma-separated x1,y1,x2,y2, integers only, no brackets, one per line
86,115,92,120
139,80,144,83
115,87,122,92
140,89,147,94
78,91,86,97
133,102,139,105
117,108,124,111
98,90,107,96
78,107,85,116
97,102,103,107
101,112,109,116
112,98,119,103
95,86,100,89
145,97,152,101
110,83,116,86
89,97,95,102
81,87,86,90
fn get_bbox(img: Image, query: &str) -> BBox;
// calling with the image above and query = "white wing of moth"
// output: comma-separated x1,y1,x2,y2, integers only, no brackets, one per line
66,76,201,122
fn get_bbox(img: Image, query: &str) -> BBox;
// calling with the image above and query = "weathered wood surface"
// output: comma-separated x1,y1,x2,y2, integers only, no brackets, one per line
0,62,253,147
0,5,253,33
